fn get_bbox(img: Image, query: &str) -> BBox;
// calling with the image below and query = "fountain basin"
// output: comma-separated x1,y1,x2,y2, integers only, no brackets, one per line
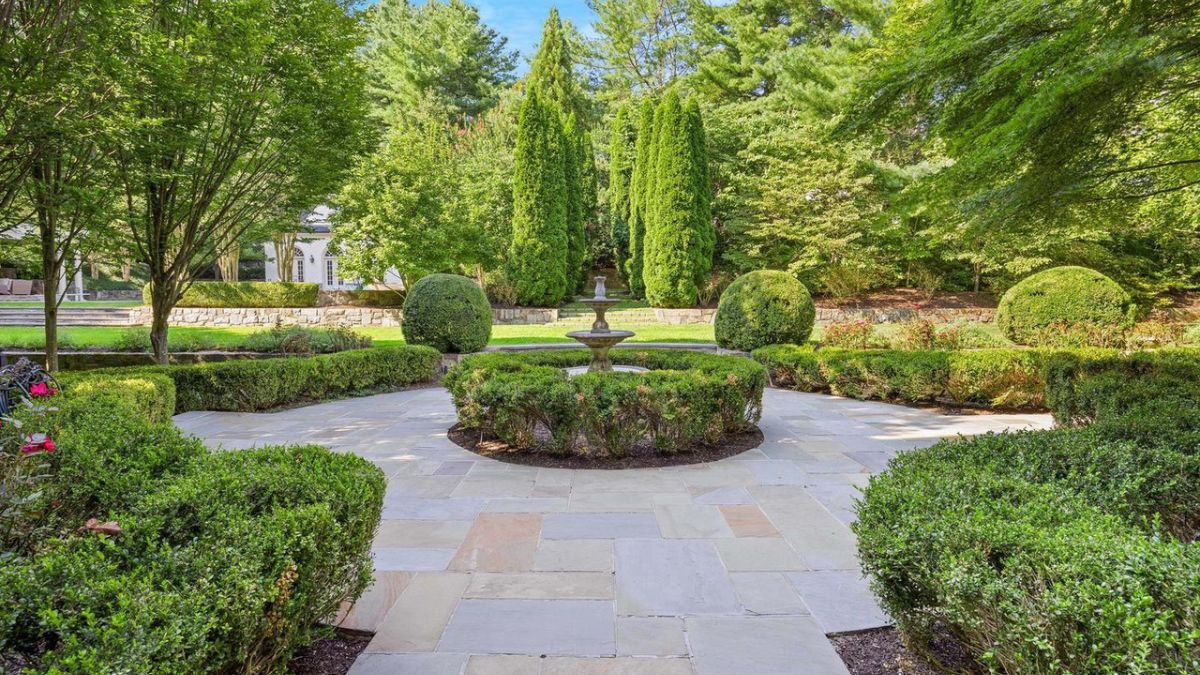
565,329,635,372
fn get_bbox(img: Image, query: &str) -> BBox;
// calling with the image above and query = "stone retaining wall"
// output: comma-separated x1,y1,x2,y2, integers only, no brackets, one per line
126,305,559,327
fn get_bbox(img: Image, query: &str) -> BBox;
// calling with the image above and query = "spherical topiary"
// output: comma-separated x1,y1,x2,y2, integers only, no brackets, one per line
996,266,1134,346
714,270,815,351
401,274,492,353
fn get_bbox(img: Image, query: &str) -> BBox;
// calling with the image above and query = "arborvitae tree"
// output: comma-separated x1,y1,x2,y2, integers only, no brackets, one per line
685,96,714,286
563,112,587,296
528,8,587,124
508,88,569,306
644,90,709,307
608,102,636,281
579,127,599,275
625,97,656,297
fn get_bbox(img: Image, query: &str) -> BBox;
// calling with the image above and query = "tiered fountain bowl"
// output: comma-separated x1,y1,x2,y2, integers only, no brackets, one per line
566,276,643,375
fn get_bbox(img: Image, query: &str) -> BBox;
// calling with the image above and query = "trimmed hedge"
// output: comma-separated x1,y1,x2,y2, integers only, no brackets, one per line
753,344,1053,410
444,349,765,455
88,345,440,413
855,356,1200,673
714,271,815,352
996,266,1134,346
146,281,320,308
335,289,406,307
1,376,385,672
401,274,492,353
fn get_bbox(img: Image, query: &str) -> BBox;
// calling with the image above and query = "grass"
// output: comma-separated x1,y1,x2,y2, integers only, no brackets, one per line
0,322,717,351
0,300,142,308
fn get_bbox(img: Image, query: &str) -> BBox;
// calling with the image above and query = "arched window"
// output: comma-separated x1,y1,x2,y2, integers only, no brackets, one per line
293,247,305,282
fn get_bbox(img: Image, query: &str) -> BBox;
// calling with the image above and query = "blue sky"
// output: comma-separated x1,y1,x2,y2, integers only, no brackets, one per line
474,0,598,72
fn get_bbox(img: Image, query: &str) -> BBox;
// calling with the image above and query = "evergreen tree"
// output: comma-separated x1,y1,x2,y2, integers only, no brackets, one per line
685,96,714,286
563,112,587,296
508,88,569,305
528,8,587,124
644,90,709,307
608,102,637,280
625,97,656,297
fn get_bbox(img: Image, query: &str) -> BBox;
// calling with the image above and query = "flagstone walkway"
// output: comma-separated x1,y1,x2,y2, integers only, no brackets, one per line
175,386,1052,675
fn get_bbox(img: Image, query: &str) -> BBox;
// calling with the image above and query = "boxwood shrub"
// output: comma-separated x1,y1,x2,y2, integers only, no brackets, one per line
401,273,492,353
855,359,1200,673
996,266,1135,347
752,344,1053,410
714,271,815,351
145,281,320,308
0,376,385,673
444,349,766,455
89,345,440,413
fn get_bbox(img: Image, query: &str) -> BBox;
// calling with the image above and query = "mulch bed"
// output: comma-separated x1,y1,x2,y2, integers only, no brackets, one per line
288,629,372,675
832,626,979,675
449,423,764,469
816,289,997,310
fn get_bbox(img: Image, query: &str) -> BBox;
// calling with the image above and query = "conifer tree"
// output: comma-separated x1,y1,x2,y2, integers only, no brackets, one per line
563,112,587,296
528,8,587,124
608,102,636,281
644,90,709,307
685,97,714,286
625,97,656,297
508,88,569,305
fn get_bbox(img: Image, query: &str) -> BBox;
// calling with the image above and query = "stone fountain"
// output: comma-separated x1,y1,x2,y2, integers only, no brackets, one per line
567,276,636,373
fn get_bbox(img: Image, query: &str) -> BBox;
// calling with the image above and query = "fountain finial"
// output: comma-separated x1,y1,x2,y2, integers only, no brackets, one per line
593,275,608,299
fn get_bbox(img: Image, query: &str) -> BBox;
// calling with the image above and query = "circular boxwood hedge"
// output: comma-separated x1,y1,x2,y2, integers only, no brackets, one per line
996,266,1134,347
401,274,492,353
443,349,765,457
714,271,815,351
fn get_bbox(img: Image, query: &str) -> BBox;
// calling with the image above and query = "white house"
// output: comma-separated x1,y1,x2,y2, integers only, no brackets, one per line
263,205,404,290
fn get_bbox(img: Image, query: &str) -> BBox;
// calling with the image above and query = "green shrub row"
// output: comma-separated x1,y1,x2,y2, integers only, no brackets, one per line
855,361,1200,673
753,344,1052,410
91,345,440,413
111,325,371,355
1,375,385,672
332,289,405,307
444,349,765,455
146,281,320,308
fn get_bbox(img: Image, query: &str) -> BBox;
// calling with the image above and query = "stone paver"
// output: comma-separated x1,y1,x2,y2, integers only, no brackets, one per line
180,384,1052,672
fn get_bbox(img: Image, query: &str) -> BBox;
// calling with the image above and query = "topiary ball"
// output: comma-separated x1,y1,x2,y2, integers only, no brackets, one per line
401,274,492,353
996,266,1134,346
714,270,815,351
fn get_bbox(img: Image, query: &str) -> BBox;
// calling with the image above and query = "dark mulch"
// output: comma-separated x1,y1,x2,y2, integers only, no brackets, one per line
449,424,764,469
832,626,979,675
288,629,372,675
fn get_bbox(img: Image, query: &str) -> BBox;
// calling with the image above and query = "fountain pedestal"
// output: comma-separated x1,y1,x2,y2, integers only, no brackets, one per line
567,276,636,373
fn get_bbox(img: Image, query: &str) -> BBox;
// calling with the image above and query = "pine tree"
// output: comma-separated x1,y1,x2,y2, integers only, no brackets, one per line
563,112,587,297
608,102,636,281
625,97,656,298
644,90,708,307
685,96,714,286
508,88,569,306
528,8,586,124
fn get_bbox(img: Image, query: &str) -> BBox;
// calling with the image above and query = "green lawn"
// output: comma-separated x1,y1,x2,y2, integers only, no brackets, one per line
0,322,717,351
0,300,142,308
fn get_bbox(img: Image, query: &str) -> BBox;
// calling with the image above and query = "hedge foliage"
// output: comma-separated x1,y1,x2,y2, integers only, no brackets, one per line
147,281,320,308
1,374,385,673
444,349,765,456
753,344,1053,410
855,352,1200,673
89,345,440,413
401,274,492,353
714,271,815,351
334,289,406,307
996,266,1135,346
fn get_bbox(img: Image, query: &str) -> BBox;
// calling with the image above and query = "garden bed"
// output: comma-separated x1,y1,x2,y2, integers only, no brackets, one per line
831,626,970,675
449,423,763,469
287,629,371,675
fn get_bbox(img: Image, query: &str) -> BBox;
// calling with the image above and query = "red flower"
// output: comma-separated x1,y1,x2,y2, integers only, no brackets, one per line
29,382,56,398
19,434,55,455
43,438,55,452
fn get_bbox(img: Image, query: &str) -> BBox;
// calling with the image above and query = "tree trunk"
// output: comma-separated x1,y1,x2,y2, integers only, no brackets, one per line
40,223,58,373
149,283,172,365
217,245,240,281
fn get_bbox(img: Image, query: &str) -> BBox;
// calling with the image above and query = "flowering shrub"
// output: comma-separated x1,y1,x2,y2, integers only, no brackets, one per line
821,319,875,349
1,384,59,558
889,318,962,350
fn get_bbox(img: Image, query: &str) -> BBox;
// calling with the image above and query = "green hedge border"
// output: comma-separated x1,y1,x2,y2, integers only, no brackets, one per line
1,370,385,672
444,349,766,455
145,281,320,308
87,345,440,413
